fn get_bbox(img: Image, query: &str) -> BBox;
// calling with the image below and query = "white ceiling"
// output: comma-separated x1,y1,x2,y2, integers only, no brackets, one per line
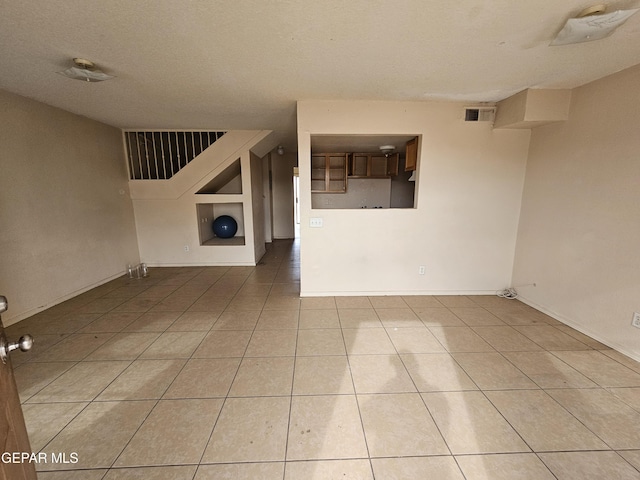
2,0,640,152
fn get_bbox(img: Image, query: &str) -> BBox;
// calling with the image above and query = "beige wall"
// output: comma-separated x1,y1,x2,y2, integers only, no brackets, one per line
298,100,531,296
271,153,297,239
512,64,640,360
0,89,140,325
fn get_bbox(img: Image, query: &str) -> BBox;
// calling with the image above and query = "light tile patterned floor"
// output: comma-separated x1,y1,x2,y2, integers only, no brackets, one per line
8,239,640,479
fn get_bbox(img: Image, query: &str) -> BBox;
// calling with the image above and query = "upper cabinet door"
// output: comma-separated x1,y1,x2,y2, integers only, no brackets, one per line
405,137,418,172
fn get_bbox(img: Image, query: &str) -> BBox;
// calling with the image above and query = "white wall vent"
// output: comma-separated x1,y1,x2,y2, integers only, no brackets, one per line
464,107,496,123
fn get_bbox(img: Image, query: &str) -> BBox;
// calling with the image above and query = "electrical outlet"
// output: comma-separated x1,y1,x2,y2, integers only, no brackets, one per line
418,266,426,275
184,245,190,252
632,312,640,328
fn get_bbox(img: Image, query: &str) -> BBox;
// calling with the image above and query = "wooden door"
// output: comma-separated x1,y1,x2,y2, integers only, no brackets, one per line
0,298,37,480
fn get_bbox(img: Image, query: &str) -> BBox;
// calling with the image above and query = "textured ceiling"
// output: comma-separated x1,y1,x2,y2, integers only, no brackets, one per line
1,0,640,152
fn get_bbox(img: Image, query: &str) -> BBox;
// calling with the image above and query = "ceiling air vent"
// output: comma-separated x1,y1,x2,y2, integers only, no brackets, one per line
464,107,496,123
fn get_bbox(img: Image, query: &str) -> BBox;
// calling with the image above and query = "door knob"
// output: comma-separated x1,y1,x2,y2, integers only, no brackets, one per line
0,334,34,364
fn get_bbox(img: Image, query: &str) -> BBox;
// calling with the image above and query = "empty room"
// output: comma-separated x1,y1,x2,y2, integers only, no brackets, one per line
1,1,640,479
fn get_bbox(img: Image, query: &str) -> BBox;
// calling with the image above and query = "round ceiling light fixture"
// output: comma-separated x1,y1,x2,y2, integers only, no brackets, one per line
57,58,115,82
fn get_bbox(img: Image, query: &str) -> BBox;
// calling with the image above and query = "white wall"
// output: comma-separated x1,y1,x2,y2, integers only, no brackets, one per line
512,64,640,360
131,132,273,266
0,89,140,325
298,100,531,296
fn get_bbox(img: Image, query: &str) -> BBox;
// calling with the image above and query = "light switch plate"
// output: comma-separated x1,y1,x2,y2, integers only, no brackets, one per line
309,217,323,228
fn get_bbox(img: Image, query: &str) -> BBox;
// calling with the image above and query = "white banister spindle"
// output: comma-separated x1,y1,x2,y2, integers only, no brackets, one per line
125,131,226,180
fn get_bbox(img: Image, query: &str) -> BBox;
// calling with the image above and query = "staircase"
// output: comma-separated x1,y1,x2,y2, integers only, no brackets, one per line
125,131,226,180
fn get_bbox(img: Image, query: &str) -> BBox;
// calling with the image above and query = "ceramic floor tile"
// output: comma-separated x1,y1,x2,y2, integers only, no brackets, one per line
287,395,368,460
284,459,373,480
14,361,77,401
513,325,591,350
299,309,340,329
452,352,538,390
455,453,556,480
22,402,88,452
300,297,337,310
263,295,300,310
27,361,131,403
225,296,267,311
486,390,608,451
115,398,224,466
502,351,598,388
149,295,199,312
112,297,160,313
548,388,640,449
236,283,273,297
401,295,445,308
256,310,300,329
37,470,107,479
371,456,465,480
539,451,640,479
342,328,396,355
293,356,354,395
375,308,423,328
139,331,206,359
358,393,448,457
415,308,466,326
348,354,416,393
369,296,408,308
210,311,260,330
163,358,241,399
472,326,543,352
296,328,345,356
195,463,284,480
187,296,230,313
193,330,252,357
609,387,640,411
96,359,185,400
135,285,181,299
435,296,478,308
555,325,610,349
338,309,382,328
552,351,640,387
386,326,447,353
103,465,198,480
450,307,505,326
123,311,181,332
39,400,155,470
85,332,161,361
229,357,294,396
489,307,550,326
401,353,478,392
202,396,290,463
166,311,219,331
601,350,640,374
245,330,297,357
335,297,373,309
428,327,495,352
619,451,640,471
422,391,530,454
80,312,142,333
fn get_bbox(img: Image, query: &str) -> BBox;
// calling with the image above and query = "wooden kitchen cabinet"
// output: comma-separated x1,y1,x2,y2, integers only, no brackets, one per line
311,153,348,192
405,137,418,171
348,153,399,178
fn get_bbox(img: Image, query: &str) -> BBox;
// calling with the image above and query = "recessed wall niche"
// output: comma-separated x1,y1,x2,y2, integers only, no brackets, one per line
197,203,245,245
